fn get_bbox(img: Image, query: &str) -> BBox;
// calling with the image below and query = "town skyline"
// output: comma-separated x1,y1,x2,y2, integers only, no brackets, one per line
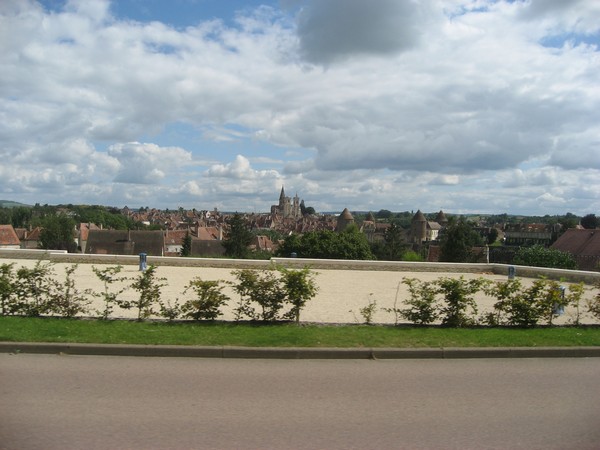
1,194,595,222
1,1,599,216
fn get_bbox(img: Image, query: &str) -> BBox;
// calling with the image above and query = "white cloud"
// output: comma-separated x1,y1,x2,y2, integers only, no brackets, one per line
206,155,279,180
0,0,598,215
108,142,192,184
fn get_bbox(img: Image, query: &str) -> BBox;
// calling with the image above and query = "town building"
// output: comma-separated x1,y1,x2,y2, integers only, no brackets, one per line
0,224,21,249
271,186,301,219
551,228,600,271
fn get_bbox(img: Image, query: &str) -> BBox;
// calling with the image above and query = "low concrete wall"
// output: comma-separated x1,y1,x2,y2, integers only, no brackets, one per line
1,249,599,284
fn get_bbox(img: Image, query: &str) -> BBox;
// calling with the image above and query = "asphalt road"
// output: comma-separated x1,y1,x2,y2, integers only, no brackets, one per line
1,354,599,449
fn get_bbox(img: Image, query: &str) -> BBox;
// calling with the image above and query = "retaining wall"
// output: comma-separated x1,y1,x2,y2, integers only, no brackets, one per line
1,249,599,284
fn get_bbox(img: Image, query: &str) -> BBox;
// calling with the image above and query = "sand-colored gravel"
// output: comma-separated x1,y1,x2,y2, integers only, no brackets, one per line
4,257,598,325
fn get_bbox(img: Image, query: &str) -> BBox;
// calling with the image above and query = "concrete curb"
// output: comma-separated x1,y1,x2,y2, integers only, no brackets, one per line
1,342,600,359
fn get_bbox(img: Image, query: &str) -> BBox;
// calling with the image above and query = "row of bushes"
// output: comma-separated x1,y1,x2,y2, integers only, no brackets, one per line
2,261,600,327
381,276,600,327
0,261,318,323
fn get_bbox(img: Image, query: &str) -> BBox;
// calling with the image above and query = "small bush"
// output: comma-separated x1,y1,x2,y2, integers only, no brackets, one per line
435,276,488,327
396,277,439,325
50,264,92,318
12,261,55,317
91,265,128,320
181,278,229,321
278,266,318,323
121,265,166,321
232,269,286,321
355,294,377,325
0,263,16,316
587,282,600,321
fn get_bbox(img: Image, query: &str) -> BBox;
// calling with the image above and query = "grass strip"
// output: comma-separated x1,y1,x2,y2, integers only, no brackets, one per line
1,316,600,348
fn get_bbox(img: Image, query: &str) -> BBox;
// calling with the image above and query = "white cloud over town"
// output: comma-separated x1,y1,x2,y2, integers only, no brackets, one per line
0,0,599,215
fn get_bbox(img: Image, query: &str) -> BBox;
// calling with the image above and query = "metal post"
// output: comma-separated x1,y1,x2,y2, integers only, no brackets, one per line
139,252,147,271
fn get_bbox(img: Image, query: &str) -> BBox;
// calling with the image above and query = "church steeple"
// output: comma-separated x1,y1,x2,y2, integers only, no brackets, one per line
279,186,286,201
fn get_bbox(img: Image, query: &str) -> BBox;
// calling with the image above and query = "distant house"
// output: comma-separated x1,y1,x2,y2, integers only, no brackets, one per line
190,226,225,257
77,223,102,253
251,235,276,253
0,225,21,249
15,227,42,249
85,230,165,256
551,229,600,271
163,229,190,256
504,223,560,247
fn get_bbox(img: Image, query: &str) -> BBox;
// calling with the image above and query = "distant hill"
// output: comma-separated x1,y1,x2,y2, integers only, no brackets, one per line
0,200,32,208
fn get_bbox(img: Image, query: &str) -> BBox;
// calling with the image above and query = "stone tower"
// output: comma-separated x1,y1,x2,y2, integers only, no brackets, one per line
336,208,355,232
411,210,427,244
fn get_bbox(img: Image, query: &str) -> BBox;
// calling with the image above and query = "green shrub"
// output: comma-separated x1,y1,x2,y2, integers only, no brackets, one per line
435,276,488,327
12,261,55,316
484,279,527,326
232,269,286,321
353,294,377,325
121,265,166,321
91,265,128,320
513,245,577,270
181,278,229,321
396,277,439,325
50,264,91,318
588,282,600,321
278,266,318,323
0,263,16,316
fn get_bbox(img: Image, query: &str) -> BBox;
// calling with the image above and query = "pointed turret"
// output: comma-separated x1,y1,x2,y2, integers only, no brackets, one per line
336,208,355,232
435,210,448,226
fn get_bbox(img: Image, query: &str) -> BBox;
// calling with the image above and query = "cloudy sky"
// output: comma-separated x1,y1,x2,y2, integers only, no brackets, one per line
1,0,599,215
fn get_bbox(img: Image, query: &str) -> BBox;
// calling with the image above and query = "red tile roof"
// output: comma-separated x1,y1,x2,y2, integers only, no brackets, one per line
0,225,21,246
551,229,600,256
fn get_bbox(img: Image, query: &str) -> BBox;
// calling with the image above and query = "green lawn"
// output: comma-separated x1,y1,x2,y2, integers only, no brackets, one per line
1,316,599,347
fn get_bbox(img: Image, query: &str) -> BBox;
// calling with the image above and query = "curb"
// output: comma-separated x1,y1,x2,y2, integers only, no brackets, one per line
2,342,600,359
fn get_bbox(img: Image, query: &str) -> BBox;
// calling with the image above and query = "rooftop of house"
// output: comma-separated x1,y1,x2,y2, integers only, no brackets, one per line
551,229,600,256
0,224,21,246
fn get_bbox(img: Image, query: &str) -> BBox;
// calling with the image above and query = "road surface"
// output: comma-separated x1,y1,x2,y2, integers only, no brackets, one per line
1,354,599,449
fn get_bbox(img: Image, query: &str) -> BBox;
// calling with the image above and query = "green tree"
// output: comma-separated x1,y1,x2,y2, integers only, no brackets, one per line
487,228,499,245
375,209,393,219
580,214,599,229
439,217,484,262
11,206,32,228
0,208,11,225
278,226,374,260
39,214,77,252
382,222,406,260
337,225,375,260
222,213,253,258
513,245,577,270
180,231,192,257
